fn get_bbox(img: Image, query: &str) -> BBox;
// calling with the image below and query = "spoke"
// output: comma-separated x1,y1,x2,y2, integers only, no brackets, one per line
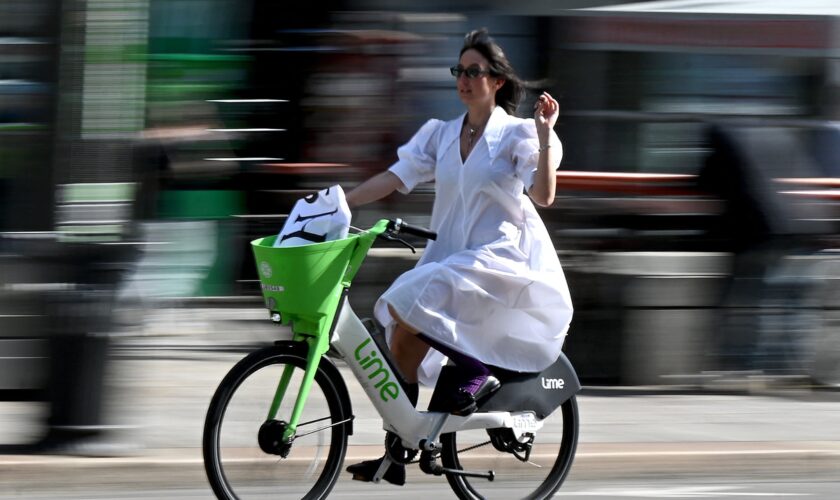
296,415,333,428
293,416,353,439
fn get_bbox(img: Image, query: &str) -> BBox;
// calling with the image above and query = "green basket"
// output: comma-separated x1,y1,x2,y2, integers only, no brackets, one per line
251,234,359,335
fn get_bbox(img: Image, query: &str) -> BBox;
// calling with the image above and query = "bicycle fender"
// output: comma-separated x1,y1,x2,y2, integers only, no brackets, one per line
273,340,354,436
476,352,581,419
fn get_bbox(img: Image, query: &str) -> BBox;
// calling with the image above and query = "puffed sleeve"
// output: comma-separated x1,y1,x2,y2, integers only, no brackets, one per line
388,119,442,194
510,119,563,190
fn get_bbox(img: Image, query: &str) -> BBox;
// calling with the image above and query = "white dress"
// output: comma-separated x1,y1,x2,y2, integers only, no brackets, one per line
374,106,573,386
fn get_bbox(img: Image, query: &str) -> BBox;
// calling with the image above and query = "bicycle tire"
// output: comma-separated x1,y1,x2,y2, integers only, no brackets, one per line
441,395,579,500
203,345,350,500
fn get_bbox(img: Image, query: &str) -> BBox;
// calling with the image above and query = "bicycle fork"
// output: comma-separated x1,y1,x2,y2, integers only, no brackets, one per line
267,334,330,444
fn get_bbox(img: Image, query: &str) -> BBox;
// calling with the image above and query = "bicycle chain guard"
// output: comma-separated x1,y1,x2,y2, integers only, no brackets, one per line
488,428,535,463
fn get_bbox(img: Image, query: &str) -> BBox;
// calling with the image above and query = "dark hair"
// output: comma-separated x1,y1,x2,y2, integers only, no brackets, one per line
460,28,523,115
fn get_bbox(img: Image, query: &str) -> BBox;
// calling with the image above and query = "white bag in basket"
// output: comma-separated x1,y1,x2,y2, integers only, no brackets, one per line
274,185,351,247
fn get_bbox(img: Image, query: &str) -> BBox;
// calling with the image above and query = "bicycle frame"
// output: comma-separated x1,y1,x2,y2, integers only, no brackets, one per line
331,298,543,450
262,220,544,449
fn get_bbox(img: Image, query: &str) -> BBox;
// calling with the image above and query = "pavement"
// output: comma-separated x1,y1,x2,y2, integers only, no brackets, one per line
1,307,839,492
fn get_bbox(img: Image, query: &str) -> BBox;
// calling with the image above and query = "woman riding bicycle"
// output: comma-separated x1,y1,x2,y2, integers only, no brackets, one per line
344,28,574,485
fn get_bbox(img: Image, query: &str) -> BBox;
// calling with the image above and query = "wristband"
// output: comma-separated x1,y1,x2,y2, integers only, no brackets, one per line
538,143,551,152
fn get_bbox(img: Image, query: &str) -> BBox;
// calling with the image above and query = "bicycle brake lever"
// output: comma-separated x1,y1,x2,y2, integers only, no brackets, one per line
379,233,416,253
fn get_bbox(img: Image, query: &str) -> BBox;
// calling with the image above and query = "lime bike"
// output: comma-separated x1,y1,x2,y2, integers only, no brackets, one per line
202,218,580,499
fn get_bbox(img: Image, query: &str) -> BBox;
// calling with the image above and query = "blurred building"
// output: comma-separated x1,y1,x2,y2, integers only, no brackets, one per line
1,0,839,395
541,0,840,385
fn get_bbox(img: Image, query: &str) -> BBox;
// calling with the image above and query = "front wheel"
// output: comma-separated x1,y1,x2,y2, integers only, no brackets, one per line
441,396,579,500
203,345,350,499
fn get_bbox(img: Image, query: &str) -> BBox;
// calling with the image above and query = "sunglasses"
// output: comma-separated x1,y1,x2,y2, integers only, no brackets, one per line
450,65,491,79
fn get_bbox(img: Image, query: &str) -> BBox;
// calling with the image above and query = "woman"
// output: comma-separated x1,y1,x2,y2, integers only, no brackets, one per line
344,28,573,485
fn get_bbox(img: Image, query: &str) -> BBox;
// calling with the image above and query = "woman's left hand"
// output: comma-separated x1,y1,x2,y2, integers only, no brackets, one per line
534,92,559,139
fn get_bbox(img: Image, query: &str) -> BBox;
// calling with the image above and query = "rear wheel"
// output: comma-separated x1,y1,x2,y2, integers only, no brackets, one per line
441,396,579,500
203,345,350,499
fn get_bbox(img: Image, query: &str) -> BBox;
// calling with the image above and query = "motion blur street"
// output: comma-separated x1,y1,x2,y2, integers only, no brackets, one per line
1,306,839,498
3,0,840,498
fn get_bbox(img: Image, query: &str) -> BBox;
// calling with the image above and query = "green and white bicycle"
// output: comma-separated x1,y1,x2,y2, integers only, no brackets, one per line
202,218,580,499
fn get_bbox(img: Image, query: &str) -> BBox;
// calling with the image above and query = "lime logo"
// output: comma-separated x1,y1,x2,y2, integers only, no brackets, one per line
541,377,565,390
354,338,400,402
259,261,273,278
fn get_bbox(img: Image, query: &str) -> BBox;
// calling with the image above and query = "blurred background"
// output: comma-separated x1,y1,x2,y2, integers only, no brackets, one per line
0,0,839,470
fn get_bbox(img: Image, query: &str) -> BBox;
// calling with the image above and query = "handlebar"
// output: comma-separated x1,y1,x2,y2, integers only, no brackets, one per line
387,218,437,241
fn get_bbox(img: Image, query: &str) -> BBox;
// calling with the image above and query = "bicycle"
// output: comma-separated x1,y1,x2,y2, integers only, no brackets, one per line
203,218,580,499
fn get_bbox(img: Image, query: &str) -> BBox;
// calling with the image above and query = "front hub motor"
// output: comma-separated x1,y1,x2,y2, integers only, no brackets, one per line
258,419,292,457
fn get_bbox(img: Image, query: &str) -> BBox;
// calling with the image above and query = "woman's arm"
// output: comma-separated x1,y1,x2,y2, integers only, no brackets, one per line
529,92,560,207
345,170,406,208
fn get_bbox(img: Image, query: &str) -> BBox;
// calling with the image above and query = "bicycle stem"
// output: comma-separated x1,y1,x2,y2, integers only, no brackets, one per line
341,219,390,286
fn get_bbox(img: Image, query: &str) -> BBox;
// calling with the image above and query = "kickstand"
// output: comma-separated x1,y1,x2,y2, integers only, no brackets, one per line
419,449,495,482
372,455,394,483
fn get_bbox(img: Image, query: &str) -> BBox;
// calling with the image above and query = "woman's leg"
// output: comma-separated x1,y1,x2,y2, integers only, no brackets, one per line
387,304,430,384
390,325,430,384
346,306,428,485
347,303,496,484
386,303,495,414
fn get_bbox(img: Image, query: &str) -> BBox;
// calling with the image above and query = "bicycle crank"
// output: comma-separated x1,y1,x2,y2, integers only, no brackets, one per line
384,431,418,464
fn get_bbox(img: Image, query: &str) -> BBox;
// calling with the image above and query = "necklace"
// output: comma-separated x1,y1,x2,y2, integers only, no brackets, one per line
467,126,479,147
465,118,486,148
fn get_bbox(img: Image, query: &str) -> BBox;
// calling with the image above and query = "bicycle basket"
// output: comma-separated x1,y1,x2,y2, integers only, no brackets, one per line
251,234,359,334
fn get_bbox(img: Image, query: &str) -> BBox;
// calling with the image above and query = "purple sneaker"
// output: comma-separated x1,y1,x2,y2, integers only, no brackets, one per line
450,374,501,416
417,334,502,415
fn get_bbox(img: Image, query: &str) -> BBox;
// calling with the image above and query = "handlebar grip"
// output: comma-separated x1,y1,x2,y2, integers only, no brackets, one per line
390,219,437,241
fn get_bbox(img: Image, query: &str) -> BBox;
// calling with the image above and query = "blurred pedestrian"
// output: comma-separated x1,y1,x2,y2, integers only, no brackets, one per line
697,124,828,376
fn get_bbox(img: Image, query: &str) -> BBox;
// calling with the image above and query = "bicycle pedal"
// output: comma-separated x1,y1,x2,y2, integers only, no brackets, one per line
346,457,406,486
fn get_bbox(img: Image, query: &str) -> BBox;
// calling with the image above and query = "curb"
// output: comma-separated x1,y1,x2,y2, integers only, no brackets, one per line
570,441,840,480
1,442,838,490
